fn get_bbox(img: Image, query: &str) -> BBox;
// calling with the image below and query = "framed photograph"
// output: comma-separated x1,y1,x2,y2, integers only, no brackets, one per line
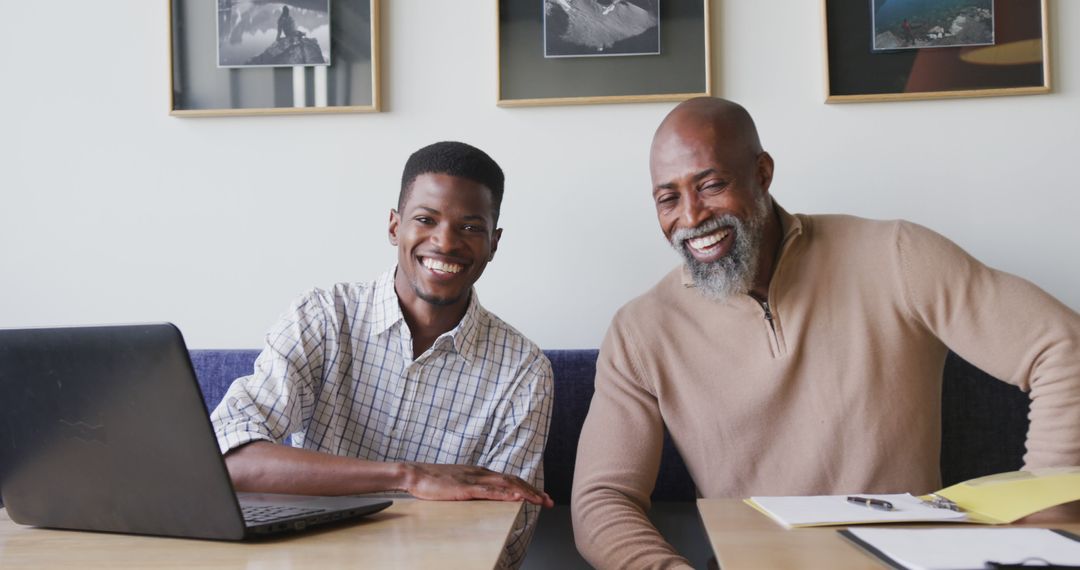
170,0,379,117
499,0,711,107
823,0,1050,103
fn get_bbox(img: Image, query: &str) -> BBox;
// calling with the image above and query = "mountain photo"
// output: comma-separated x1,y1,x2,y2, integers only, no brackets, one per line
544,0,660,58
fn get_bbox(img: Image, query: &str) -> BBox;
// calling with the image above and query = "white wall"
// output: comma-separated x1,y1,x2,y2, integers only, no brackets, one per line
1,1,1077,349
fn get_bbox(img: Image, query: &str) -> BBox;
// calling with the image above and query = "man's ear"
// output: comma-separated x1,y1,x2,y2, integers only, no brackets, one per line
757,151,775,195
388,209,400,246
489,228,502,262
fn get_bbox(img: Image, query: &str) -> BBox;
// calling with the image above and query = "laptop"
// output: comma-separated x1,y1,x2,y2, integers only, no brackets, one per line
0,323,392,540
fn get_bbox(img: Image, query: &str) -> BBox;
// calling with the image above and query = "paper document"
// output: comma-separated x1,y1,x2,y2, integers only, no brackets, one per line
746,493,966,529
842,527,1080,570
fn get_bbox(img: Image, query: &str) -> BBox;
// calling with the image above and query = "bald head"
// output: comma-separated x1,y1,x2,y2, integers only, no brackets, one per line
649,97,771,202
651,97,764,169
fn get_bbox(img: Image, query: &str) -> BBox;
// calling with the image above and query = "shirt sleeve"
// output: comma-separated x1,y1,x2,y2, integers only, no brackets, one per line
895,221,1080,469
571,314,693,570
478,349,553,570
209,290,329,454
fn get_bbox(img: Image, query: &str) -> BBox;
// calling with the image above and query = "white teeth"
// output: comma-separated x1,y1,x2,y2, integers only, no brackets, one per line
688,229,730,251
422,258,464,274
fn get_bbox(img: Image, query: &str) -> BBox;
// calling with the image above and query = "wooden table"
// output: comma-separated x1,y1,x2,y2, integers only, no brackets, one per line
698,498,1080,569
0,499,522,569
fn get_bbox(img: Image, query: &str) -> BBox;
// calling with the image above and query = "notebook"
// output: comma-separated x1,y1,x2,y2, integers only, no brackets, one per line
0,323,392,539
747,493,967,529
747,468,1080,529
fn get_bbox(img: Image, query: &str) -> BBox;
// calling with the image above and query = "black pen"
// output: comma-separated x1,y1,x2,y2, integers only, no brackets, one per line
846,496,894,511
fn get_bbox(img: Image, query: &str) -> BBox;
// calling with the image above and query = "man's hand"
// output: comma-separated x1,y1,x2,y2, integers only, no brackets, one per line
403,463,554,508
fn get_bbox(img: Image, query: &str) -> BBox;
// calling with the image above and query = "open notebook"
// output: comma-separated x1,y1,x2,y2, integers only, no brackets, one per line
746,467,1080,529
747,493,965,529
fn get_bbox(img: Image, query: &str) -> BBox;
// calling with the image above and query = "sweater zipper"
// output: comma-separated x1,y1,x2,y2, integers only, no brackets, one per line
755,211,799,358
759,300,781,355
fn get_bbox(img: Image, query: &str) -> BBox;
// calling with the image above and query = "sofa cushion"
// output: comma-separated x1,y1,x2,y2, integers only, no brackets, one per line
189,350,260,413
187,349,1030,500
544,350,695,504
940,352,1028,484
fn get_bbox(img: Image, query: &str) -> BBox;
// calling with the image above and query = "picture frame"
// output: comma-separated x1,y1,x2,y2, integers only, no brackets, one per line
498,0,712,107
170,0,380,117
822,0,1050,103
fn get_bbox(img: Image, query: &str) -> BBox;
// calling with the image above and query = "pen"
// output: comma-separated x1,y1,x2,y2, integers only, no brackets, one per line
846,496,894,511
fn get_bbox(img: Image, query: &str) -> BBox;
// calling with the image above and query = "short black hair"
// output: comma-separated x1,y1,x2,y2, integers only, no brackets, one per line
398,141,505,224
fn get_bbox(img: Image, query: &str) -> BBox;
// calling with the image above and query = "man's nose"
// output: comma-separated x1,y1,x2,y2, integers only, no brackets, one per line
678,192,711,230
430,223,461,252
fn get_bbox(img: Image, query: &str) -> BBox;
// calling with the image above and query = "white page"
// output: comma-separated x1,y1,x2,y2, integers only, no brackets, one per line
847,528,1080,570
748,493,966,528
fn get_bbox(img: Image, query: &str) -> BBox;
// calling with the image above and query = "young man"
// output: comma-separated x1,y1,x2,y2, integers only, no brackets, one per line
211,141,554,568
571,97,1080,568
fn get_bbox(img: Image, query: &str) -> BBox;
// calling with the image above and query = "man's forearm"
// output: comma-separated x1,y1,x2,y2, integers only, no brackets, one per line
572,487,692,569
223,441,552,506
224,441,410,495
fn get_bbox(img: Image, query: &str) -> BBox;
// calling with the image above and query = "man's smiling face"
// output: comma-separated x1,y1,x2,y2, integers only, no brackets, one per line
390,172,501,309
650,110,774,300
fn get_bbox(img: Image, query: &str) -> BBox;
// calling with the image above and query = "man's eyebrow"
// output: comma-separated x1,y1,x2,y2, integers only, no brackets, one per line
653,168,718,193
691,168,718,181
412,207,488,223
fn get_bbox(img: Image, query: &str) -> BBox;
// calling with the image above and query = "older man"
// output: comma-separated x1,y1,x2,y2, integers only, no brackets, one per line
571,97,1080,568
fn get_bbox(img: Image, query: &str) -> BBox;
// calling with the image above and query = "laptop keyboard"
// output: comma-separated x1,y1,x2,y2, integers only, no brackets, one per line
242,504,326,524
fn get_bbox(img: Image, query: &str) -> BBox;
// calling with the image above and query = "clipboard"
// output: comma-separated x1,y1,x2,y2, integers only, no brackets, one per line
838,528,1080,570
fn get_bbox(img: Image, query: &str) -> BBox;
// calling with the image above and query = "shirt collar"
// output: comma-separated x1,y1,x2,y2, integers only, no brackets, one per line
371,266,483,363
447,291,482,363
680,200,803,287
372,266,404,335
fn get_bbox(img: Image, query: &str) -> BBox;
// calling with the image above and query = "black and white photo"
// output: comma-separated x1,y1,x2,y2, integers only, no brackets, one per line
217,0,332,67
544,0,660,58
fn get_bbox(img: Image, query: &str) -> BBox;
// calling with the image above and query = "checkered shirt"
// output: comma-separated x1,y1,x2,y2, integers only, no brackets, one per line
210,267,553,568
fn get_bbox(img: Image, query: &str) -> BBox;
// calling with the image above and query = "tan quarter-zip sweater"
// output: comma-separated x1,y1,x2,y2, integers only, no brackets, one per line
571,206,1080,569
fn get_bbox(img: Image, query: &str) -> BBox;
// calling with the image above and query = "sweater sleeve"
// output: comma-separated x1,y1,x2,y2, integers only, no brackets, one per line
895,221,1080,468
571,312,693,569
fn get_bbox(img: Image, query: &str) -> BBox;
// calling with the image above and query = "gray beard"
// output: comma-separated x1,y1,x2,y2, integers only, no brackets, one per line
670,197,771,301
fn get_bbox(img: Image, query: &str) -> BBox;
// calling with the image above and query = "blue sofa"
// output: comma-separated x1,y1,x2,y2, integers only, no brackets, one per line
189,349,1029,568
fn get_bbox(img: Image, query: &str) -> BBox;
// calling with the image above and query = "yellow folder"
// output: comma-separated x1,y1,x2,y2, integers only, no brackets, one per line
928,466,1080,524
